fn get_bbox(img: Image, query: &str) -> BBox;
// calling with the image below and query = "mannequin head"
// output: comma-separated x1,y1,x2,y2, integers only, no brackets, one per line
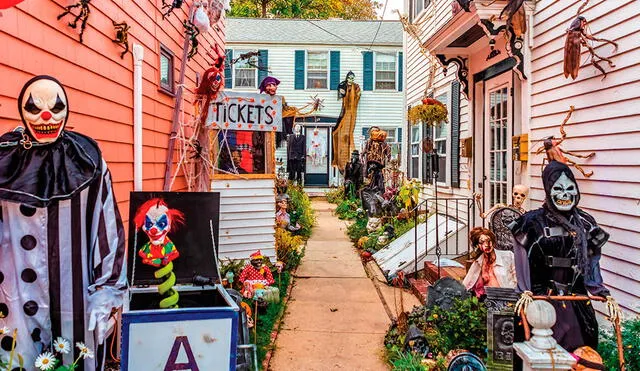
346,71,355,84
294,123,301,135
259,76,280,95
18,76,69,144
543,161,580,212
249,250,264,269
350,150,359,163
469,227,496,256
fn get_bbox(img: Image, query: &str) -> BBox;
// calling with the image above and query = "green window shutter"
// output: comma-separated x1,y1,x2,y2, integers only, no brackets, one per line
330,51,341,90
363,51,373,91
362,127,369,138
396,127,402,143
258,49,268,88
450,80,461,188
294,50,305,90
398,52,403,91
224,49,233,89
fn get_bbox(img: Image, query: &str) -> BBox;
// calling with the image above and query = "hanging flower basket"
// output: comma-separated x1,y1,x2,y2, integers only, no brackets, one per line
408,98,448,126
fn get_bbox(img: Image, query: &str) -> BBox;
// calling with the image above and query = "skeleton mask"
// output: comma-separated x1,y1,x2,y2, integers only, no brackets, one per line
294,124,301,135
550,173,578,211
18,76,69,144
512,184,529,209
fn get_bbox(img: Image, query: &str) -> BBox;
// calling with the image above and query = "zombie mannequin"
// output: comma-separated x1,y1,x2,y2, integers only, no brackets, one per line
0,76,126,370
275,195,300,232
510,161,617,351
343,150,363,199
287,123,306,184
463,227,517,299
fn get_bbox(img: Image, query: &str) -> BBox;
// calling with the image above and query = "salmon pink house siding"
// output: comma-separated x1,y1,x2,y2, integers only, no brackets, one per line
0,0,225,224
531,0,640,314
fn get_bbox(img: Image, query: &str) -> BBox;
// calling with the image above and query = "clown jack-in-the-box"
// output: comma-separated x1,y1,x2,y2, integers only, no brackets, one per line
121,192,239,371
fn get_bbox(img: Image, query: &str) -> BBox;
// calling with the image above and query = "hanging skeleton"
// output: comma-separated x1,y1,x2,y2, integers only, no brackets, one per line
161,0,184,19
57,0,91,43
112,21,130,59
183,19,199,60
564,0,618,80
533,106,595,177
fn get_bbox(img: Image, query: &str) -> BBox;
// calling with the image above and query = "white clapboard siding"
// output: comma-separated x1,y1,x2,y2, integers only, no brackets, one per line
212,178,276,261
531,0,640,314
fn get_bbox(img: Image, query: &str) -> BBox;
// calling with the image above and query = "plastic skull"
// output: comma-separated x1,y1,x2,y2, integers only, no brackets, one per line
18,76,68,143
512,184,529,209
550,173,578,211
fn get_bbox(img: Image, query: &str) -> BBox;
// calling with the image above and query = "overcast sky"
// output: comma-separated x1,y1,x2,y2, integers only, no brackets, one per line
377,0,404,20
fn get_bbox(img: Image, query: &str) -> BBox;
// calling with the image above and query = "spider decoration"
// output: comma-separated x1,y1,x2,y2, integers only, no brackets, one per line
533,106,596,178
183,20,199,60
564,14,618,80
162,0,184,20
230,51,270,72
57,0,91,43
112,21,130,59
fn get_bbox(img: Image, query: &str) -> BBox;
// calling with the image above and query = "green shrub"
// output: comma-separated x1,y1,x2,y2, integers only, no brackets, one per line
335,198,360,220
599,316,640,370
286,184,315,238
275,227,305,270
325,186,346,204
346,216,369,242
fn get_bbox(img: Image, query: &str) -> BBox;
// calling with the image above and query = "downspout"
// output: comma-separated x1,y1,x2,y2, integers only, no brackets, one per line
133,44,144,191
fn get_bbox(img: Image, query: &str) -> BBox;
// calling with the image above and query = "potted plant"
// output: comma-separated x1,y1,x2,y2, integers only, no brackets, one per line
408,97,449,127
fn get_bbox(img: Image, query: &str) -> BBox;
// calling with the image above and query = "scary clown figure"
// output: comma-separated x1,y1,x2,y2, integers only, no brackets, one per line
463,227,517,298
0,76,126,370
238,250,275,297
510,160,618,351
134,198,185,267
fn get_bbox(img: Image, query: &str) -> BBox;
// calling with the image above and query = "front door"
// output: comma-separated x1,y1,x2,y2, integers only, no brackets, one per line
483,73,513,210
304,126,330,186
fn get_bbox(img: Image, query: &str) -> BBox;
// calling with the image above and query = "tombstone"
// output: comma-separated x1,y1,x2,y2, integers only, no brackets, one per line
485,287,519,370
426,277,470,311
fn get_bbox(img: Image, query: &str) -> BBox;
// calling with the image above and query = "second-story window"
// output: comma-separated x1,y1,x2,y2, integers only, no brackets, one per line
375,53,396,90
234,50,258,88
307,51,328,89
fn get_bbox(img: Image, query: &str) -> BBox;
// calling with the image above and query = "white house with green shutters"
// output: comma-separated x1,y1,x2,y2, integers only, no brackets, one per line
225,17,404,186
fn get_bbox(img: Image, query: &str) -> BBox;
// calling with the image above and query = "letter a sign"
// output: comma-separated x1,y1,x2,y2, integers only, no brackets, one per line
164,336,200,371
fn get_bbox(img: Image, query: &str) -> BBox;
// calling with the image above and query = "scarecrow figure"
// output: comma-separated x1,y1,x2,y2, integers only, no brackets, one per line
0,76,126,370
510,161,618,351
332,71,361,172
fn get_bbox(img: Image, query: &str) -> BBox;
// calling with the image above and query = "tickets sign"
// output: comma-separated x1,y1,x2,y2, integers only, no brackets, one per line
207,91,282,132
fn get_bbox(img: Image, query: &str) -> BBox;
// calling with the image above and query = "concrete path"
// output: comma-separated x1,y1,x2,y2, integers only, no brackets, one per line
270,200,419,371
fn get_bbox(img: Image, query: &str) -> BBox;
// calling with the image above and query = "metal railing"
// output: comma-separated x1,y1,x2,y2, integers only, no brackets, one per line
411,196,475,278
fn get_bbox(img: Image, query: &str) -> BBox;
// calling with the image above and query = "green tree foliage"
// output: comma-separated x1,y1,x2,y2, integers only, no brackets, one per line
228,0,380,19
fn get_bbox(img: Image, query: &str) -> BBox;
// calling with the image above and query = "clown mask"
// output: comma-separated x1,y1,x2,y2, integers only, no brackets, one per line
18,76,69,144
143,204,173,245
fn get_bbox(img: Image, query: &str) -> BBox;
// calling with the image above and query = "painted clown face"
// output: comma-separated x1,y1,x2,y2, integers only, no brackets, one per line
19,77,68,143
143,204,172,245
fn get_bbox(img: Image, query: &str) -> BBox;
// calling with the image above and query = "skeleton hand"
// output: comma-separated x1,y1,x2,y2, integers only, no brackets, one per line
606,295,623,323
515,290,534,316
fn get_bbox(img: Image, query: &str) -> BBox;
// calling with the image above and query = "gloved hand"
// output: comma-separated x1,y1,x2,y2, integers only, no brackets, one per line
87,287,125,344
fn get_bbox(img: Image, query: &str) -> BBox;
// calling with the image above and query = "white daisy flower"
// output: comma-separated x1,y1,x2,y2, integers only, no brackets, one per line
0,326,9,336
76,342,94,359
35,351,56,371
53,337,70,354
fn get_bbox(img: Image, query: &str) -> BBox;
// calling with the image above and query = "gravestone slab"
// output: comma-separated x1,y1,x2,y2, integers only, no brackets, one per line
426,277,469,311
485,287,519,370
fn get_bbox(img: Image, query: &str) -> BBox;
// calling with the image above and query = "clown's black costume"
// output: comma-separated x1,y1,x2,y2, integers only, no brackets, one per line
0,76,126,370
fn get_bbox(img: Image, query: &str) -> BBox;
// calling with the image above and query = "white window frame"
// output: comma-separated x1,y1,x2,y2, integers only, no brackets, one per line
374,52,397,91
233,49,258,89
430,87,452,187
409,121,421,180
412,0,431,22
306,51,329,90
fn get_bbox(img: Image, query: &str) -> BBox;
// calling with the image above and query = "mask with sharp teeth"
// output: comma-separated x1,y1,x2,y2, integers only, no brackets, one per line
17,76,69,144
543,161,581,212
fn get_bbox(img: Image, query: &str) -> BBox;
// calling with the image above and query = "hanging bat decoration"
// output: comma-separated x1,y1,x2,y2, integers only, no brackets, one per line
162,0,184,20
57,0,92,43
533,106,595,177
112,21,130,59
564,15,618,80
183,19,200,60
499,0,526,38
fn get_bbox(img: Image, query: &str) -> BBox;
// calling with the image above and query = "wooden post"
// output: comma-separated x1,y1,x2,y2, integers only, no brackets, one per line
163,6,195,191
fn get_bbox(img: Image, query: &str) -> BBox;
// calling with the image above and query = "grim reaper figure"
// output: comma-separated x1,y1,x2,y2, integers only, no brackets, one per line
510,160,613,351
